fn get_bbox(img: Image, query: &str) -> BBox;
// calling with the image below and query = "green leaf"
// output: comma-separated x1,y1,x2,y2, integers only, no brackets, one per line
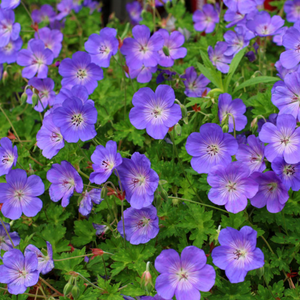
196,62,223,89
54,248,86,273
178,203,215,248
233,76,280,94
224,48,247,93
72,219,96,247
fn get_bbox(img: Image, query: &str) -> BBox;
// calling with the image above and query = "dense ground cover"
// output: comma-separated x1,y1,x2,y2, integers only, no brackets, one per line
0,0,300,299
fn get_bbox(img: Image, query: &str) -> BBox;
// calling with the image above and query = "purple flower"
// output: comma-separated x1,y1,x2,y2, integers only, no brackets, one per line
208,41,233,73
275,60,298,80
141,296,171,300
271,157,300,191
280,27,300,69
245,50,256,62
246,11,284,37
0,222,20,251
0,169,44,220
0,36,22,63
54,84,91,106
52,96,97,143
35,27,63,58
218,93,247,132
224,10,246,28
26,77,56,112
236,134,247,144
181,66,210,97
120,25,164,70
211,226,264,283
59,51,103,94
186,123,238,174
257,113,277,133
193,4,219,33
36,113,65,159
224,26,254,56
273,26,288,46
236,135,266,174
93,223,107,235
126,1,142,25
259,114,300,164
25,242,54,275
117,205,159,245
129,64,157,83
155,0,171,6
207,162,259,213
0,9,20,47
117,152,159,209
0,249,39,295
79,189,102,216
156,68,176,84
1,0,20,9
129,85,182,139
155,246,215,300
249,171,289,213
0,137,17,176
85,27,119,68
224,0,256,14
47,160,83,207
157,29,187,67
32,4,56,23
90,140,122,185
272,71,300,121
17,39,54,79
56,0,73,20
285,0,300,22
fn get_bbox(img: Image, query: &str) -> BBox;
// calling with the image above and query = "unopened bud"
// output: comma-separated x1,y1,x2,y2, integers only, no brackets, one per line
63,282,73,296
2,70,8,83
28,164,34,175
251,117,258,132
71,285,80,300
180,104,187,118
256,266,264,279
172,198,179,205
31,93,39,107
55,61,60,67
175,123,182,136
162,46,170,56
141,262,153,288
222,124,229,133
161,189,168,202
101,187,107,199
20,92,28,105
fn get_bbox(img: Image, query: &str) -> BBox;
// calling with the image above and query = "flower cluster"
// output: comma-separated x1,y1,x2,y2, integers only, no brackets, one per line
0,0,299,298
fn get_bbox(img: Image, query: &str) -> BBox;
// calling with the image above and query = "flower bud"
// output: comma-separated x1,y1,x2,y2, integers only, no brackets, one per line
55,61,60,67
172,198,179,205
2,70,8,83
63,281,73,296
161,188,168,202
31,93,39,107
222,124,229,133
20,92,27,105
175,123,181,136
141,262,153,288
256,266,264,279
162,46,170,56
71,285,80,300
180,104,187,118
101,187,107,199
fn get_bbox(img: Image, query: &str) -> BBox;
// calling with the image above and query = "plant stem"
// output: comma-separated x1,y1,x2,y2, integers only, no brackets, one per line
0,287,47,299
78,169,90,180
0,217,15,247
76,273,104,291
168,196,229,214
54,253,94,261
227,113,236,138
263,274,277,300
39,277,64,297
